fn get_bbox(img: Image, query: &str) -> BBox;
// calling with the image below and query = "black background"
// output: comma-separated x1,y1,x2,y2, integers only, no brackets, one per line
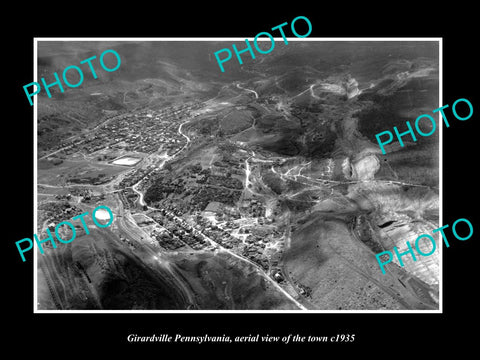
4,3,478,355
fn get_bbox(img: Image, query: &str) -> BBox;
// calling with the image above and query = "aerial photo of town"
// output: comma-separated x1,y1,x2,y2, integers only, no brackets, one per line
36,40,440,310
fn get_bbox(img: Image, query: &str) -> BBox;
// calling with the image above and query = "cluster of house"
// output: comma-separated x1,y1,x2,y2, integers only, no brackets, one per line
41,101,203,161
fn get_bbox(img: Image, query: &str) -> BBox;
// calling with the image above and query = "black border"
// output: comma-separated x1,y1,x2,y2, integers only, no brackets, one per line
5,5,478,354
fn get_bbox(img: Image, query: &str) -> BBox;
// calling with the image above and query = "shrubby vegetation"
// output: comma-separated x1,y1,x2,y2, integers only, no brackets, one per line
262,172,284,194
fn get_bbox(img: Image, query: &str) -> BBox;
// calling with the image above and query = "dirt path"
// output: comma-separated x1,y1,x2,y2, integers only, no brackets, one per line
236,83,259,99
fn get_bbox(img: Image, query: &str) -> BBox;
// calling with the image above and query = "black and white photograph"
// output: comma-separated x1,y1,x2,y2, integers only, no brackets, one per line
34,39,440,312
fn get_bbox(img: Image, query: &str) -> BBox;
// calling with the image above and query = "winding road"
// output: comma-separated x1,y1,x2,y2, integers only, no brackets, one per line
129,188,306,310
236,83,258,99
127,122,305,309
122,117,305,309
157,206,306,310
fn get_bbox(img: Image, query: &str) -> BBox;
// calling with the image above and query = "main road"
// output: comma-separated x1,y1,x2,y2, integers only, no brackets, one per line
129,144,305,308
146,203,307,310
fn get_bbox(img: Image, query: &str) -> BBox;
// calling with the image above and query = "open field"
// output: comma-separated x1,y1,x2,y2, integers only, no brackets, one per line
38,159,129,186
111,156,143,166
